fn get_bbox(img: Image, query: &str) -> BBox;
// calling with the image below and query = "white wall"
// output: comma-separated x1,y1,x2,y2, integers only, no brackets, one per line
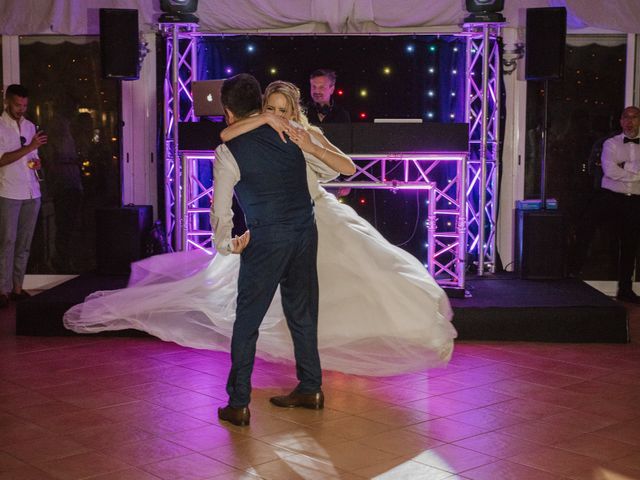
121,32,158,216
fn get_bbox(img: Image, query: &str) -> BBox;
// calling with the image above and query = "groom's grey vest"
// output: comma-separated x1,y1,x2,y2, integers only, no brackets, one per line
225,124,313,230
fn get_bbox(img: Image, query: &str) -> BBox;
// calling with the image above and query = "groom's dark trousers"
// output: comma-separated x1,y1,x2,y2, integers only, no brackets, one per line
224,125,322,408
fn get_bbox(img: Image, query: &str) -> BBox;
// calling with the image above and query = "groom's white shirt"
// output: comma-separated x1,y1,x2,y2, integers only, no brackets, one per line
211,122,338,255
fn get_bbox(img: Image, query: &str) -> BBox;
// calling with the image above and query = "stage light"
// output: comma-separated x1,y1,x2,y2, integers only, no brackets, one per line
224,67,233,75
359,89,367,97
159,0,199,23
337,89,344,96
359,112,367,119
405,45,415,53
269,67,277,75
246,44,255,53
464,0,505,23
383,66,391,75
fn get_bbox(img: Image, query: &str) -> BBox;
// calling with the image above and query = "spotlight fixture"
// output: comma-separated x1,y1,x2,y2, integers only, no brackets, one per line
159,0,199,23
464,0,505,23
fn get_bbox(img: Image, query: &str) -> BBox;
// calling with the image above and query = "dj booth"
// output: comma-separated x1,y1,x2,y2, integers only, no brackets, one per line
177,121,469,290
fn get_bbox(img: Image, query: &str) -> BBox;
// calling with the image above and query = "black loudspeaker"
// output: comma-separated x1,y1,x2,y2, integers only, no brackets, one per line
99,8,140,80
525,7,567,81
514,209,566,279
96,205,153,275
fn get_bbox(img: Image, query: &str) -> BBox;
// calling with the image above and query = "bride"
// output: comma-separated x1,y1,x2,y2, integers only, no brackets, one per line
64,81,456,376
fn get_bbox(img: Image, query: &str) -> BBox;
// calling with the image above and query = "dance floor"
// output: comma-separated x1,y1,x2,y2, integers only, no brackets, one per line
2,296,640,479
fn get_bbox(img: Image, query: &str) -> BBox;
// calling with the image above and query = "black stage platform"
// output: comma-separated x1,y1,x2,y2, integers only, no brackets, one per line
16,272,628,343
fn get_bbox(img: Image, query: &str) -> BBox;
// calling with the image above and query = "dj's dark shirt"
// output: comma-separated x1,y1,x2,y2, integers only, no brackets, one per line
306,102,350,124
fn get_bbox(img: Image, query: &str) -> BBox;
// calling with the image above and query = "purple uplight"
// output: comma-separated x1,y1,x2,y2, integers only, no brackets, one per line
225,67,233,75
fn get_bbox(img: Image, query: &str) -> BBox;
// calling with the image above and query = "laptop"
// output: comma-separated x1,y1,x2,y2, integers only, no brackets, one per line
192,79,225,117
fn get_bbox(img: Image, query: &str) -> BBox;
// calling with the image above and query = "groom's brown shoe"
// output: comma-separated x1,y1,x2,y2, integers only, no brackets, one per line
270,390,324,409
218,405,250,426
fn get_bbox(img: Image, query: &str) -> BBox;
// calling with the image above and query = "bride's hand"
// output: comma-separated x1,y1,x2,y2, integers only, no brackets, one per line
262,113,290,143
287,127,313,152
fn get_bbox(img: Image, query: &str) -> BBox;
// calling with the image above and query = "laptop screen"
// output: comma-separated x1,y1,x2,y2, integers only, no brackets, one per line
192,79,225,117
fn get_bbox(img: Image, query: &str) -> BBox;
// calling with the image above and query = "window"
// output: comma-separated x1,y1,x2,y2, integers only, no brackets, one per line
20,35,121,274
524,35,627,279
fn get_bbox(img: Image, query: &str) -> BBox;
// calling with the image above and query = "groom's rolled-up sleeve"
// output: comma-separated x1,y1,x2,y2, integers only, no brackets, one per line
211,144,240,255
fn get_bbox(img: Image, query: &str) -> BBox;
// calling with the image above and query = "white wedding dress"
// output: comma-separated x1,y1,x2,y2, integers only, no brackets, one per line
64,168,457,376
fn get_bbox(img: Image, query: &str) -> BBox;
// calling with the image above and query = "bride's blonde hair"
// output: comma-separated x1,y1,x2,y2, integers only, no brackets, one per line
263,81,320,133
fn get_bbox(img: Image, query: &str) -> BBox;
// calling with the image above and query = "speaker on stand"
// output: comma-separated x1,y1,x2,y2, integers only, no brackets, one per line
99,8,140,80
525,7,567,207
517,7,567,279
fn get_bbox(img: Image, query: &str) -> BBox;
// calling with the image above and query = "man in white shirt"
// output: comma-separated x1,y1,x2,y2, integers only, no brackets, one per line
601,106,640,303
0,85,47,308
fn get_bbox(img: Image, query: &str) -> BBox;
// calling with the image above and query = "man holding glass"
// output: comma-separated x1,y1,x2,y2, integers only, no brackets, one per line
0,84,47,308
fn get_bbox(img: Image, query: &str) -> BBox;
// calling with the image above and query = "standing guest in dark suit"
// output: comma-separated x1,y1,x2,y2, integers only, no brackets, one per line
211,74,338,426
601,106,640,303
307,69,350,125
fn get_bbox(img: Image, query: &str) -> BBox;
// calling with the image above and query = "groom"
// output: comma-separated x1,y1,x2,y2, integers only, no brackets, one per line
211,74,329,426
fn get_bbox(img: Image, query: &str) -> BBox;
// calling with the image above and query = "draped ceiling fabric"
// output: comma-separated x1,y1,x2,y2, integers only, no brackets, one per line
1,0,639,35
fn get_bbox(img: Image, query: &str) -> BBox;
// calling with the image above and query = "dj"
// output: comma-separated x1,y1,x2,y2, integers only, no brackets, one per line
307,69,350,124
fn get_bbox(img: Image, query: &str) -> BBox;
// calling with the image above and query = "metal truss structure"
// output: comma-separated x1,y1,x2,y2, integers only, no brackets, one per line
162,26,501,286
180,151,466,288
463,23,502,275
160,22,198,252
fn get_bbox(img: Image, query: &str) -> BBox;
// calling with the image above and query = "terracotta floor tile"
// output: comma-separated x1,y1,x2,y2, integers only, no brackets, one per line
411,443,497,474
35,451,130,480
1,435,90,464
80,467,164,479
0,451,27,472
0,464,58,479
447,406,527,430
140,452,238,479
202,437,294,469
439,386,514,408
405,396,478,418
259,427,351,456
497,419,589,445
245,452,341,479
96,436,194,466
611,450,640,470
453,431,544,459
553,432,639,461
354,457,452,479
297,439,400,472
354,404,436,427
508,445,601,476
311,414,392,441
591,422,640,447
64,422,156,449
461,459,564,480
357,427,443,456
163,424,245,451
408,417,489,443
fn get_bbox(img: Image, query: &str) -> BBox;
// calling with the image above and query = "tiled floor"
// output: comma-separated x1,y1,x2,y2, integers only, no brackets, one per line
1,298,640,479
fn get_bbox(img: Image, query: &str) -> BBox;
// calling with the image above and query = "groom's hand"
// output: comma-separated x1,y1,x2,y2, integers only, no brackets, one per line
230,230,250,254
263,113,291,143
